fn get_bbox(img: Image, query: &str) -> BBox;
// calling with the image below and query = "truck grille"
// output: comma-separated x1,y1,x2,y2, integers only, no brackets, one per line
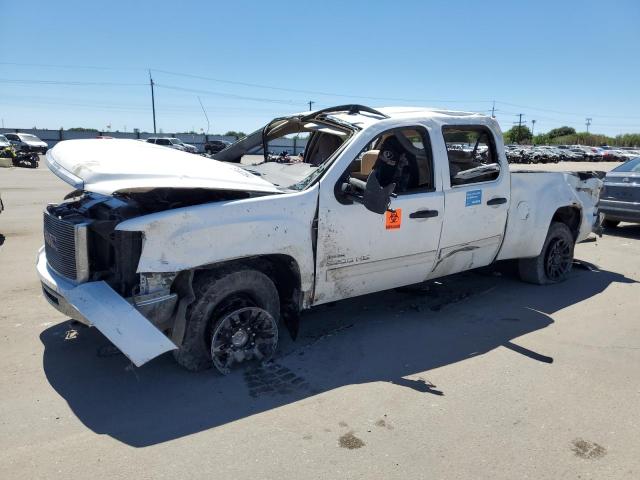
43,209,90,282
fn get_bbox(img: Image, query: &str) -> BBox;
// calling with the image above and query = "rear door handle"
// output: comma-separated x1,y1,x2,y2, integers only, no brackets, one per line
410,209,439,219
487,197,507,206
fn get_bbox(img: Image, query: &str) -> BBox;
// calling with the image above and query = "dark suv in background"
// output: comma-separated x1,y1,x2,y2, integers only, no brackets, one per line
204,139,231,154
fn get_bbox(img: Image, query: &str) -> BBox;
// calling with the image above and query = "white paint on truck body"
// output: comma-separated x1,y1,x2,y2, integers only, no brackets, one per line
116,185,319,299
496,172,600,260
46,138,280,195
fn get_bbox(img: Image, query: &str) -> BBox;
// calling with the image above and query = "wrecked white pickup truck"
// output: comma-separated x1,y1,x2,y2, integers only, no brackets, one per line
37,105,602,373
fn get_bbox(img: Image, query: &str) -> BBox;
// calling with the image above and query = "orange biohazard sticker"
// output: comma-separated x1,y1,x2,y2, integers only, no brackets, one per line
385,208,402,229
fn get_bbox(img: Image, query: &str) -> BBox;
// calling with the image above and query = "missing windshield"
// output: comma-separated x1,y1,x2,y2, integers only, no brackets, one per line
215,115,355,191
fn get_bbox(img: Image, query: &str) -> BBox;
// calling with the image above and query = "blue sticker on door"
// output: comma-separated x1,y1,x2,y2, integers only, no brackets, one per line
465,189,482,206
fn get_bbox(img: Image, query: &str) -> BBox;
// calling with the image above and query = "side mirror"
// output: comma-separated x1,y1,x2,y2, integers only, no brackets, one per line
344,173,395,214
363,172,396,214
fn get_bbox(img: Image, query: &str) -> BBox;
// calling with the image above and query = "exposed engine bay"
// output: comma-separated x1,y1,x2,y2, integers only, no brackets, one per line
46,188,252,297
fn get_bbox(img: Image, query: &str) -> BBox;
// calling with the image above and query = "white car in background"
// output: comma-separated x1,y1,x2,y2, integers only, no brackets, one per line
4,133,48,153
146,137,198,153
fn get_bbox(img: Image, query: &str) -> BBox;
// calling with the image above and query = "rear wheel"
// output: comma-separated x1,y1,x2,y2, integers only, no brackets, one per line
174,267,280,373
518,222,575,285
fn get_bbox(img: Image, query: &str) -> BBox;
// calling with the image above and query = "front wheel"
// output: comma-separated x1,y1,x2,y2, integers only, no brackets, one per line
518,222,575,285
174,267,280,373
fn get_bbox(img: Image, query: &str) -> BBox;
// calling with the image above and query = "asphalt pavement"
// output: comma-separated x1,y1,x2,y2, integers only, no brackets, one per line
0,159,638,479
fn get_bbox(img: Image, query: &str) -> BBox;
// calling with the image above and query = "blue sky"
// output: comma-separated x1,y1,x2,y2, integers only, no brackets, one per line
0,0,638,136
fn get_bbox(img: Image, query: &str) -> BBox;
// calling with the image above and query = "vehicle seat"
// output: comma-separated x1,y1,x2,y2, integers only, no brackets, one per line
309,134,343,166
359,150,379,176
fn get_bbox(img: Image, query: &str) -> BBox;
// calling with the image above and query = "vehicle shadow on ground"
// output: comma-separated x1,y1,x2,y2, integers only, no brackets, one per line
40,264,636,447
602,224,640,240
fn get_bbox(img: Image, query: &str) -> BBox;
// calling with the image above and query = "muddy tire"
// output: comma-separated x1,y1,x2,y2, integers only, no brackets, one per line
518,222,575,285
602,218,620,228
173,267,280,373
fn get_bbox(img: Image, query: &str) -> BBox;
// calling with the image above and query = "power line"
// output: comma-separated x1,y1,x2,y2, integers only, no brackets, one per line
154,83,309,106
496,100,640,120
0,78,145,87
2,61,638,120
0,94,302,115
151,68,491,105
0,61,143,71
2,63,491,105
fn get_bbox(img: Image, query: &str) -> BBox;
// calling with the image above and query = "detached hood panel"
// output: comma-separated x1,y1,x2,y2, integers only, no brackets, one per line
45,139,280,195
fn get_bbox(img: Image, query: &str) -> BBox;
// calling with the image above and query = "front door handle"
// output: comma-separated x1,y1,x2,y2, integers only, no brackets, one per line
410,209,439,219
487,197,507,206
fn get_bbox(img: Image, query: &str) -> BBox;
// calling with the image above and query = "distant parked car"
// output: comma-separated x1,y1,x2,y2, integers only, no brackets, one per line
4,133,48,153
204,139,231,154
0,134,11,148
146,137,198,153
601,149,628,162
570,146,600,161
598,157,640,227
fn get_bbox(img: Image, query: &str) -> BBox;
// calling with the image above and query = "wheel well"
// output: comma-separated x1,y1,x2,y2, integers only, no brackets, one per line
551,206,581,239
196,255,302,338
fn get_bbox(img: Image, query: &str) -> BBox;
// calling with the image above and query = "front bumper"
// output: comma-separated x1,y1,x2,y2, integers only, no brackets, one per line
26,145,47,154
36,247,178,366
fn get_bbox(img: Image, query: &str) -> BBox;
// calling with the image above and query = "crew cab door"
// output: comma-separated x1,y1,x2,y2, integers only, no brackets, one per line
430,124,509,278
313,125,444,305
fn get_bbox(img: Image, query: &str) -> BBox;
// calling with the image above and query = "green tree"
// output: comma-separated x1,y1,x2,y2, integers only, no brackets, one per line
68,127,99,132
224,130,246,140
503,125,532,144
614,133,640,147
547,126,576,138
533,133,550,145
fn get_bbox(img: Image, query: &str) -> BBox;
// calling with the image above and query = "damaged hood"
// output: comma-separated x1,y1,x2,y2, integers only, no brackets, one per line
46,139,281,195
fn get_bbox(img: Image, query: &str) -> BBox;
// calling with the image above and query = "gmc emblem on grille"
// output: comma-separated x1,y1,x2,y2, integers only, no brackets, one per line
44,231,58,251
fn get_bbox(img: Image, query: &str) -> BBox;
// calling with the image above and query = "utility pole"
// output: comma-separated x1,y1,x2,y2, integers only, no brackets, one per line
308,101,315,111
491,100,496,118
516,113,525,144
531,119,536,144
149,70,157,134
585,117,592,134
